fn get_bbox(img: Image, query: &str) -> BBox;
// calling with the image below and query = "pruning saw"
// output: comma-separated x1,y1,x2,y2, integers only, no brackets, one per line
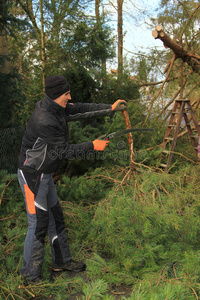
98,128,153,140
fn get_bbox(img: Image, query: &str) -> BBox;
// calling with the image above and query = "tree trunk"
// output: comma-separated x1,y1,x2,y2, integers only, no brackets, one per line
95,0,100,22
0,0,10,74
19,0,46,93
95,0,106,76
40,0,45,93
0,29,10,74
18,0,41,40
117,0,123,78
0,0,14,128
101,4,106,75
152,25,200,75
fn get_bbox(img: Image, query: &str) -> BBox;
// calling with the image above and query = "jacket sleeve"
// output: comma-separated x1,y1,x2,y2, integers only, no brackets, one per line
65,102,112,121
38,122,94,161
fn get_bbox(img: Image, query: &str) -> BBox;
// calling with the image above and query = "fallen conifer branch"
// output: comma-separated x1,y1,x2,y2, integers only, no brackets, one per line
0,179,13,206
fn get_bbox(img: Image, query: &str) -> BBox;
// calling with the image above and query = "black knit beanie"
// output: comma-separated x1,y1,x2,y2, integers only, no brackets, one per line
45,76,70,100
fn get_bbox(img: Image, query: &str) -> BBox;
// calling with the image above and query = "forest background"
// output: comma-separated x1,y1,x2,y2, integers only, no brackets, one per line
1,0,200,299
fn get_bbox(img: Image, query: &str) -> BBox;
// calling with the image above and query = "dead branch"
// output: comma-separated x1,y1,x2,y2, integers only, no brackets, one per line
137,76,179,88
143,54,176,125
122,109,136,175
0,180,13,206
178,2,200,44
156,71,192,120
152,23,200,75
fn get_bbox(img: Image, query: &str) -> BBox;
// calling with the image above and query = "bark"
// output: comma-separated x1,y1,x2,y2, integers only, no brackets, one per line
117,0,123,78
18,0,41,40
152,25,200,75
95,0,106,75
0,28,10,74
0,0,13,127
40,0,45,93
0,0,10,74
122,109,136,175
95,0,101,22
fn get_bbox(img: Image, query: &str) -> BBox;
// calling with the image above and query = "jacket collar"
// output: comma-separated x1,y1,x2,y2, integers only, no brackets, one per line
44,94,65,113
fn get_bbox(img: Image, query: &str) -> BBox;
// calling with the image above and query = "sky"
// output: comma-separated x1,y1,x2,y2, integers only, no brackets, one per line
104,0,162,68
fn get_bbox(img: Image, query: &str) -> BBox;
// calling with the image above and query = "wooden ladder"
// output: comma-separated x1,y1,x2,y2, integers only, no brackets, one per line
160,99,200,172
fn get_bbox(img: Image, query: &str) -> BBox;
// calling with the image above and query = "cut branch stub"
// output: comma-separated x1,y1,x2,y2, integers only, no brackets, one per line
152,25,164,39
152,25,200,75
122,109,136,174
156,25,162,32
152,30,159,39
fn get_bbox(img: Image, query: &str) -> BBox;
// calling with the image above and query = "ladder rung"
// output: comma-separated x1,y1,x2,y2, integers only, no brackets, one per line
172,110,190,114
190,135,199,138
160,163,167,168
168,125,175,128
162,150,170,154
176,99,189,102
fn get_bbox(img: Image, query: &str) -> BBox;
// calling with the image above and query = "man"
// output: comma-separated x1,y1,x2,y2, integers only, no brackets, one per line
17,75,127,283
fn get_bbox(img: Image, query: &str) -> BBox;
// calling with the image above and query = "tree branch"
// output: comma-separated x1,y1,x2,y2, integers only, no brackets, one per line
136,76,179,88
143,54,176,125
17,0,41,40
152,24,200,75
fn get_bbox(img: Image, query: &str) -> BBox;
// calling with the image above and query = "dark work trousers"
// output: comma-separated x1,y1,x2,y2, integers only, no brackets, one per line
17,169,71,280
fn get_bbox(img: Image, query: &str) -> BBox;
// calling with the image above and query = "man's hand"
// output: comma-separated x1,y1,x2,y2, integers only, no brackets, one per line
112,99,127,111
92,139,109,151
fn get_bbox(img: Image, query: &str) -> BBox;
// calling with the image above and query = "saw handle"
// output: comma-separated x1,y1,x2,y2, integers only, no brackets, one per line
112,100,127,111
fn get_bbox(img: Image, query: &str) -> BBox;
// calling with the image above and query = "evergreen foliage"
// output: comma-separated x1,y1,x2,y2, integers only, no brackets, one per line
1,163,200,298
0,73,18,128
0,0,31,128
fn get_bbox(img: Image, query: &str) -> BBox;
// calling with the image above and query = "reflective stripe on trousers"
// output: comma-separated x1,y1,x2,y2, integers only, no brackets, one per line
17,169,71,280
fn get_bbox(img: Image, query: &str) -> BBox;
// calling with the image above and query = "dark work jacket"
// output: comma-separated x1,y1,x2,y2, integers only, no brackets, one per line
18,96,112,174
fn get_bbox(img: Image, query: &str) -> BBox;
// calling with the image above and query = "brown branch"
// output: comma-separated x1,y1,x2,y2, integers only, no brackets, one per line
143,54,176,125
137,76,179,88
162,82,199,123
122,109,136,175
156,71,192,120
152,23,200,75
178,2,200,44
0,180,13,206
18,0,41,40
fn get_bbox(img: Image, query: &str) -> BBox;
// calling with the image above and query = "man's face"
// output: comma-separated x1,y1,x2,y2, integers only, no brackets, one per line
54,91,71,108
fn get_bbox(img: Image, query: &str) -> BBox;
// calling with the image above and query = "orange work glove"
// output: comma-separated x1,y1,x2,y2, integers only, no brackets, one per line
111,99,127,111
92,139,109,151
